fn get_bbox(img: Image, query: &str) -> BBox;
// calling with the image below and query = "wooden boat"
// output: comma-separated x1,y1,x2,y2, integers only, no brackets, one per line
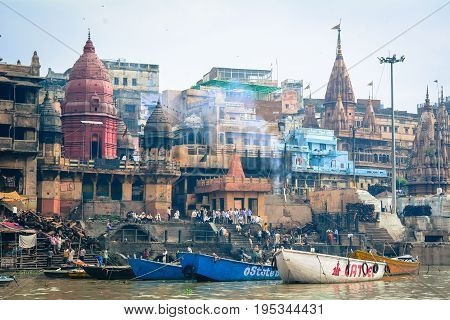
67,269,90,279
274,248,386,284
0,275,16,286
43,268,73,278
82,265,135,280
128,258,188,280
178,252,280,282
348,250,420,276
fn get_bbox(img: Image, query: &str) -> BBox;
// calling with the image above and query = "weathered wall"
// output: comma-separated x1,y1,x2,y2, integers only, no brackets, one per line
411,243,450,266
309,188,359,214
264,195,312,227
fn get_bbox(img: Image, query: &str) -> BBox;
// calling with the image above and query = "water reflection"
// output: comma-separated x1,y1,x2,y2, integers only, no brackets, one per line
1,267,448,300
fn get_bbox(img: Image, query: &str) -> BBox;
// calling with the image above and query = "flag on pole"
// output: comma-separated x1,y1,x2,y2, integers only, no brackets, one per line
304,84,310,90
434,80,438,83
331,23,340,30
368,81,373,86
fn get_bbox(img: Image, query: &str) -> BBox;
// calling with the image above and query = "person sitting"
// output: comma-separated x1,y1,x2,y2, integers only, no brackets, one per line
173,210,180,220
235,224,242,233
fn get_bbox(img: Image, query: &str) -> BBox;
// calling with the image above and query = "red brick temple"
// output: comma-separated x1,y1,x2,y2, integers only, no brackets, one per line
61,32,118,160
195,153,271,218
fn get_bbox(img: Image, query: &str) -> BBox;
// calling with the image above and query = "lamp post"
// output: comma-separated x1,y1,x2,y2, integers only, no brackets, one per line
378,54,405,215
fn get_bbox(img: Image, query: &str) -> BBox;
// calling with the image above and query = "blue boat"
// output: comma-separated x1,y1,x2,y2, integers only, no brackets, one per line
178,252,280,282
128,258,188,281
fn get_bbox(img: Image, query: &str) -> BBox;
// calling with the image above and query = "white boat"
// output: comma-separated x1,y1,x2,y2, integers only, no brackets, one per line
274,248,386,284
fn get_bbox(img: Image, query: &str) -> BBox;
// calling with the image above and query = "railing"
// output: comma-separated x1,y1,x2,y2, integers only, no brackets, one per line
0,99,14,111
0,137,12,149
13,140,38,152
15,103,36,114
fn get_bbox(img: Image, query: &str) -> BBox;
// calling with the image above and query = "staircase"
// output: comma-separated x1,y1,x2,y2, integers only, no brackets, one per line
362,222,395,244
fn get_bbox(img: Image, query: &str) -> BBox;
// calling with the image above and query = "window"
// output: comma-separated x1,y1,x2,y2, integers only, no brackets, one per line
383,126,387,132
395,127,398,133
123,78,128,86
125,104,136,113
114,77,119,85
132,78,137,86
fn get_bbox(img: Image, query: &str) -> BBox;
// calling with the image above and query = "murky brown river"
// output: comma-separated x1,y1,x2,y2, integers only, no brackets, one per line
1,267,449,300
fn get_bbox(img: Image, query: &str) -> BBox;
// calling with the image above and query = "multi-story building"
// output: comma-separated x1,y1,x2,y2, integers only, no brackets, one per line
284,128,388,192
0,51,42,211
102,58,159,147
281,79,304,113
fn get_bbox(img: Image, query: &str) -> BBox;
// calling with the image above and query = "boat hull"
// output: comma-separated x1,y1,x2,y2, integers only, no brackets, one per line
0,276,15,286
82,265,135,280
128,259,187,280
348,250,420,276
178,252,280,282
43,269,72,278
275,249,386,284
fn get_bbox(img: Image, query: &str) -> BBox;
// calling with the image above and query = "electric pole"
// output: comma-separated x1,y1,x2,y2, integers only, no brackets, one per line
378,54,405,215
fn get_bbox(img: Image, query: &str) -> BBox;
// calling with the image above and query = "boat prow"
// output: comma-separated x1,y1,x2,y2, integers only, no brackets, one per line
275,249,386,284
348,250,420,276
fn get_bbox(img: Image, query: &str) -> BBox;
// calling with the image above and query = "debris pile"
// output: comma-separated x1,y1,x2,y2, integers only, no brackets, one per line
5,210,98,248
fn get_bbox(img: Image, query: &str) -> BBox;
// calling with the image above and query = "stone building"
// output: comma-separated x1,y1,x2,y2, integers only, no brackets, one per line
407,88,449,195
61,33,118,161
0,52,42,211
320,25,418,182
35,35,178,218
195,153,271,218
102,58,159,149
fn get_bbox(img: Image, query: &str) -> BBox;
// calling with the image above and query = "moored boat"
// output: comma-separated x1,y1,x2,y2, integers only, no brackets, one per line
67,269,90,279
128,258,187,281
178,252,280,282
43,268,73,278
348,250,419,276
274,248,386,284
0,275,15,286
82,265,135,280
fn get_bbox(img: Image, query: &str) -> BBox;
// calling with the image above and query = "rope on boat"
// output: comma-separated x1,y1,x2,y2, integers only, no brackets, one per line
130,258,181,281
315,254,327,282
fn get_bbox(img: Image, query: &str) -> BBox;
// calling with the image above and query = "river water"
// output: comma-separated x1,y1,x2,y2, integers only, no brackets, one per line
1,267,449,300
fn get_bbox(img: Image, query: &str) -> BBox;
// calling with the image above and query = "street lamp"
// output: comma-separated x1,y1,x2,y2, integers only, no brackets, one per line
378,54,405,215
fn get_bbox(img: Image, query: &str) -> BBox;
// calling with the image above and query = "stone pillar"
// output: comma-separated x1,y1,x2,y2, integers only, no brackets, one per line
37,172,60,216
145,181,173,217
122,177,132,201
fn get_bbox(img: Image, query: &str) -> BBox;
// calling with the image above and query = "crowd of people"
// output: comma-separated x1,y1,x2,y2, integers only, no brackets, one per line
190,208,262,225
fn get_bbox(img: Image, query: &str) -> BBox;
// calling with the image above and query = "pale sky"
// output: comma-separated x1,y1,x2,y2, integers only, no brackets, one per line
1,0,449,113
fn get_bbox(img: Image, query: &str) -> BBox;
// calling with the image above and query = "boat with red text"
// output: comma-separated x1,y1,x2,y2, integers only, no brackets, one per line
274,248,386,284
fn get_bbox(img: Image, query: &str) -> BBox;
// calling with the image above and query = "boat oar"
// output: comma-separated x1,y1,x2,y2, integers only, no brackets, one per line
12,275,19,286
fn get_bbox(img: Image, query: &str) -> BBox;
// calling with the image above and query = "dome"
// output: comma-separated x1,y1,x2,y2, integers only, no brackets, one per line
183,114,203,128
144,100,173,149
39,91,61,133
144,100,172,135
63,35,116,116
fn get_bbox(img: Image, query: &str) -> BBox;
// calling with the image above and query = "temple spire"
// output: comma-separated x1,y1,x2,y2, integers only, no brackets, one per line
332,20,342,59
425,86,432,109
88,28,91,40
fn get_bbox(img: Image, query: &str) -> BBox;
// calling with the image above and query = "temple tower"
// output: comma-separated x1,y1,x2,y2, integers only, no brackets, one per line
322,24,356,131
61,32,118,161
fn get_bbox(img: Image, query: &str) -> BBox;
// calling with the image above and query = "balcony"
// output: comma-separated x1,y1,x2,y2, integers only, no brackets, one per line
13,140,38,153
0,100,13,111
15,103,37,114
0,137,12,149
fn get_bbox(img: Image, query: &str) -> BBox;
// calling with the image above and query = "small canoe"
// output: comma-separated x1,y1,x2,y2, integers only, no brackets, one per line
274,248,386,284
128,259,188,281
348,250,420,276
82,265,135,280
178,252,280,282
0,275,15,286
